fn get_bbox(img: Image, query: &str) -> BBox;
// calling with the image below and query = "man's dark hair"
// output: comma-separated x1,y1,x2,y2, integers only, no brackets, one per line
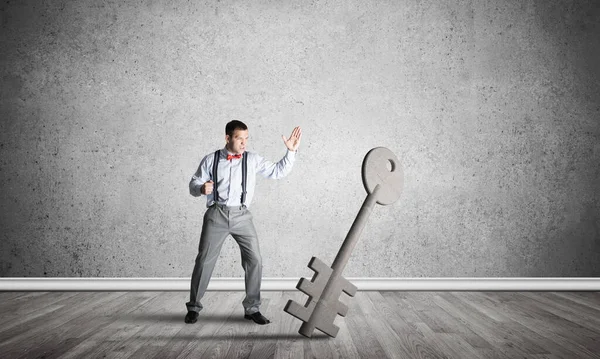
225,120,248,137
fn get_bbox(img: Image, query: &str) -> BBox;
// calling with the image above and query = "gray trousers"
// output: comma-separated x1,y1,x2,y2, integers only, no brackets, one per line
186,204,263,315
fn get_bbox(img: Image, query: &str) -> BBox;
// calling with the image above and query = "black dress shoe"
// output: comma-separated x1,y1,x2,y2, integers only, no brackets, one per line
244,311,271,325
185,311,199,324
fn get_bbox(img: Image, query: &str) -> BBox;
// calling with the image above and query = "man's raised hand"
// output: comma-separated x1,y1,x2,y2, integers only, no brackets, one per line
282,126,302,152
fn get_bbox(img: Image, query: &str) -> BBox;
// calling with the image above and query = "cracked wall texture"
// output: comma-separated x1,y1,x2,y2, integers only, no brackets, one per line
1,0,599,277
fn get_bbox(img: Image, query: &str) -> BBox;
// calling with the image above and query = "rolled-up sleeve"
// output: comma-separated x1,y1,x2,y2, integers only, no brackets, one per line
189,155,211,197
255,150,296,179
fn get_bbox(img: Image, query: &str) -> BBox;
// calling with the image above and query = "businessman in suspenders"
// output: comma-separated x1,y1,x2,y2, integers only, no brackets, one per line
186,120,302,325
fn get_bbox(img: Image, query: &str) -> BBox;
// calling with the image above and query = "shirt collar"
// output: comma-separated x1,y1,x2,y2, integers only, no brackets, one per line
221,147,233,157
222,147,246,157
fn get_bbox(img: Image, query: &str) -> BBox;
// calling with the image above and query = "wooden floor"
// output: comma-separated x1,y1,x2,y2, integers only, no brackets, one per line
1,291,599,359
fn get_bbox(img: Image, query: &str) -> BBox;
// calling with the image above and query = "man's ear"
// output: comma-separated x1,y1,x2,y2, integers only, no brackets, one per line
225,134,230,144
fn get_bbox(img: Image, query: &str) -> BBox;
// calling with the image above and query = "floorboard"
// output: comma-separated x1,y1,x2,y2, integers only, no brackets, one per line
0,291,598,359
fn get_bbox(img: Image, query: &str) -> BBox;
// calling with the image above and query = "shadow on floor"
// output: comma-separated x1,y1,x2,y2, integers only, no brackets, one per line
118,312,249,323
133,333,331,341
115,313,332,340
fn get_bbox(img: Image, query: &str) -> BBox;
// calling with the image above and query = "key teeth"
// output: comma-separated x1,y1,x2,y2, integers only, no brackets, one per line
342,280,358,297
317,322,340,338
284,299,313,322
294,256,333,300
336,301,349,317
308,257,333,277
296,277,316,297
286,257,354,339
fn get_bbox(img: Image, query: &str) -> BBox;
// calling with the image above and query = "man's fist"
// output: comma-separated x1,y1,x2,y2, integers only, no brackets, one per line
201,180,214,195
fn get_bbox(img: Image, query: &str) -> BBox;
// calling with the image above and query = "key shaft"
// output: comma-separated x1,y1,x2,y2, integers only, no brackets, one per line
331,184,380,273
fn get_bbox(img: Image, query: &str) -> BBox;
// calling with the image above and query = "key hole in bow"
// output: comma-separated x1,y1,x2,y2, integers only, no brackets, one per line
386,159,396,172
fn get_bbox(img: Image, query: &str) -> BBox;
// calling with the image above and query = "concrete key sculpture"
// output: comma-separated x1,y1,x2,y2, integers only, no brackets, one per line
284,147,404,338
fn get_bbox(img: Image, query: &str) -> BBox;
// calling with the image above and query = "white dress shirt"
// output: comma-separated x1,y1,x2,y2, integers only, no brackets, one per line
189,147,296,208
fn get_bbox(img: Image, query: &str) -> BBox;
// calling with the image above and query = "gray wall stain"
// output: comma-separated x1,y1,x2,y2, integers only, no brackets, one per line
1,0,599,277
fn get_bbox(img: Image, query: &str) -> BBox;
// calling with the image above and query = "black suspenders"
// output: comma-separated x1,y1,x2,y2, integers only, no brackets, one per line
241,152,248,205
212,150,220,203
212,150,248,206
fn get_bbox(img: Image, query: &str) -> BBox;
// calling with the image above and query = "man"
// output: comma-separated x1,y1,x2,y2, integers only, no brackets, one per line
185,120,302,325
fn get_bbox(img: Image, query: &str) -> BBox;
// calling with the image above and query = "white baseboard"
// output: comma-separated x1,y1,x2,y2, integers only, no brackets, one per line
1,277,599,291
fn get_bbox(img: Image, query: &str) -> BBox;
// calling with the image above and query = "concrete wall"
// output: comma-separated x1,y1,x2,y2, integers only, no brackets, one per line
1,0,599,278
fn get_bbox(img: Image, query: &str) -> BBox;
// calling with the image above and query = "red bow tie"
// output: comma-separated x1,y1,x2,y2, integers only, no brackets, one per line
227,153,243,161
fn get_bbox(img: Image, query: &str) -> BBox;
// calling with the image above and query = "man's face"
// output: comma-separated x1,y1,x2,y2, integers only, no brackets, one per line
226,129,248,154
